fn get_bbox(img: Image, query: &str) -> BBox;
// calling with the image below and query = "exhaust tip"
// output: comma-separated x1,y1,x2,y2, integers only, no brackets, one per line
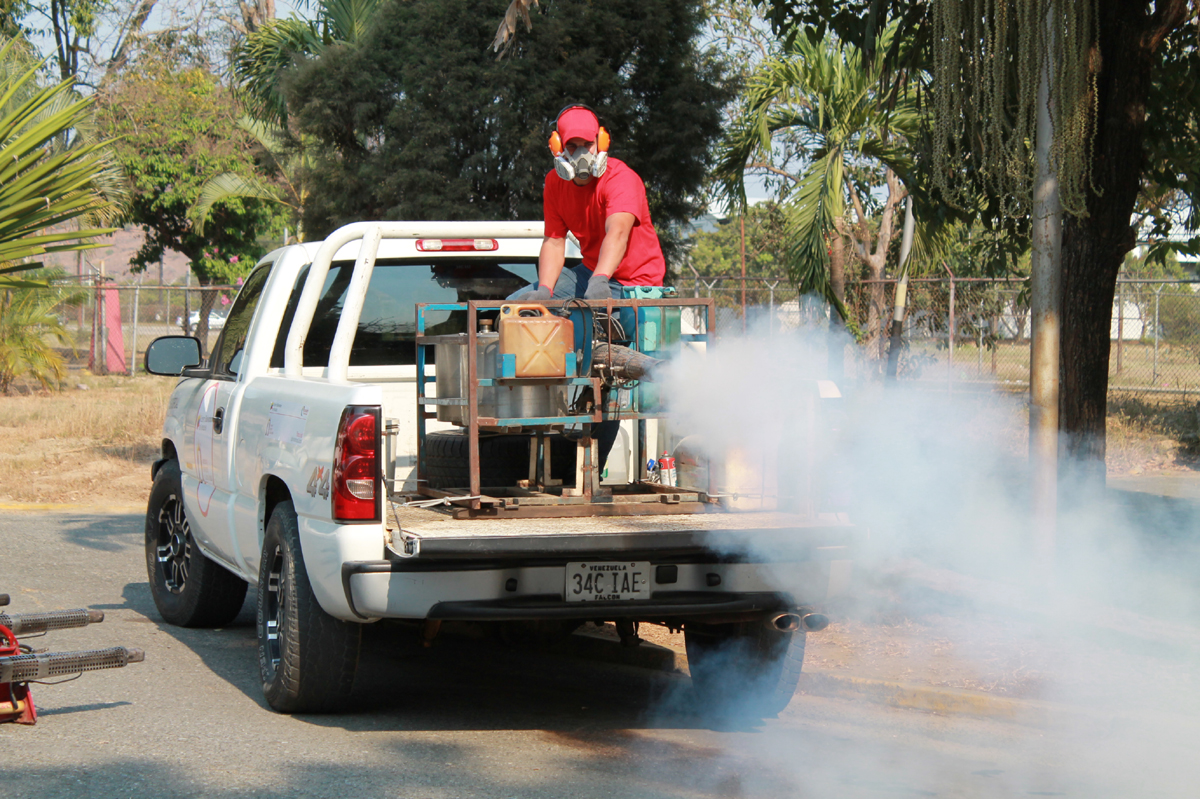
767,612,802,633
801,613,829,632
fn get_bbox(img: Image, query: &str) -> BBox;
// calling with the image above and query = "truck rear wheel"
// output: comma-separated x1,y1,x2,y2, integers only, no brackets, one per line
257,501,361,713
684,620,806,717
145,460,247,627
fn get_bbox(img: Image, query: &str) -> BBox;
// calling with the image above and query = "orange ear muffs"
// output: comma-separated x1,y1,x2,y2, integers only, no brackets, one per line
549,130,564,157
596,127,610,153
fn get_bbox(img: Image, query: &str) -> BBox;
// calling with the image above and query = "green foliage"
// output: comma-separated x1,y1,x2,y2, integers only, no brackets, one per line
754,0,1194,270
282,0,732,262
0,269,85,393
233,0,383,128
687,203,788,277
94,43,282,285
0,37,120,289
712,22,920,305
1141,24,1200,266
0,1,34,40
188,116,308,239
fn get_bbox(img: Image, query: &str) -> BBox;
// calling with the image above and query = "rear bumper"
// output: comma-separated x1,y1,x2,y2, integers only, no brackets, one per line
425,593,788,622
341,556,851,622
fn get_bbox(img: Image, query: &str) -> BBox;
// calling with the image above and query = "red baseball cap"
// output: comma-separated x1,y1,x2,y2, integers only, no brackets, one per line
557,107,600,143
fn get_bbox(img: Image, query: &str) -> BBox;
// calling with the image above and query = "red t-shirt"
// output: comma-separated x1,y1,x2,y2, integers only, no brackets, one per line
543,158,666,286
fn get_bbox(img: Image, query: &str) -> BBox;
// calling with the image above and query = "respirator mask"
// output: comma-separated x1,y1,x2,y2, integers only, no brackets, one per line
553,144,608,181
548,105,610,182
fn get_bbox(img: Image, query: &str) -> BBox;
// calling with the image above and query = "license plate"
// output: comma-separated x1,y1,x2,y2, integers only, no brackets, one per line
565,561,652,602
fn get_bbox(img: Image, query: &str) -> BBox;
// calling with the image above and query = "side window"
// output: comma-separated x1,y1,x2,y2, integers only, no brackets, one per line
270,266,311,369
214,263,273,378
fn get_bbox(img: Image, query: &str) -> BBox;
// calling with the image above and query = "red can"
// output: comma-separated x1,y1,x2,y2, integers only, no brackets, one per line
660,452,676,487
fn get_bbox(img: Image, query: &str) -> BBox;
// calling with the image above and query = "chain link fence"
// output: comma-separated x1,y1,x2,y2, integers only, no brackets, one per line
58,282,239,375
687,275,1200,399
37,272,1200,397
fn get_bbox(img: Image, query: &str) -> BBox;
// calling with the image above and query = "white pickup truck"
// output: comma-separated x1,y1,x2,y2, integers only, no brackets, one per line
143,221,854,716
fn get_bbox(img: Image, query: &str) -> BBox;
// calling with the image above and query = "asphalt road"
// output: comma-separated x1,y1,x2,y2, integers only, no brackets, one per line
2,511,1198,799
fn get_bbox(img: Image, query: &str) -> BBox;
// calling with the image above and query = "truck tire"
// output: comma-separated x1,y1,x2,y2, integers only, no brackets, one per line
145,460,247,627
684,620,806,717
423,429,575,489
257,501,361,713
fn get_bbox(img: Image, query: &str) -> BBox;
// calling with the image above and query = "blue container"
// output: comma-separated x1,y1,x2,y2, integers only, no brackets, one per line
622,286,680,411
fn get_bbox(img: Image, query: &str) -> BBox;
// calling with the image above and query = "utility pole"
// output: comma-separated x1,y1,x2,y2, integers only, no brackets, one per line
740,215,747,332
1029,5,1062,579
886,198,916,382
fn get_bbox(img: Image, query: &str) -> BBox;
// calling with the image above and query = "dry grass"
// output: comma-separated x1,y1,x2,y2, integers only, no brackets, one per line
0,372,176,506
1107,395,1200,474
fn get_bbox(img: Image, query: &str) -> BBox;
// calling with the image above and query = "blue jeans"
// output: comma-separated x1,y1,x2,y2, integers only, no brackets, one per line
507,263,623,302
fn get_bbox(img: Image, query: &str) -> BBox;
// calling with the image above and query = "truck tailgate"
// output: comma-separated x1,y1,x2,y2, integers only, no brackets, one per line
386,504,854,560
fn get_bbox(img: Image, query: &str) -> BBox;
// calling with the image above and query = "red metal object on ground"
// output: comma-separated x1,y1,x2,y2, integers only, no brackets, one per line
0,624,36,725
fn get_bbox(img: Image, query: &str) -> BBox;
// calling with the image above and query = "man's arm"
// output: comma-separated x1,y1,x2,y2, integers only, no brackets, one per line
537,236,568,291
593,212,636,279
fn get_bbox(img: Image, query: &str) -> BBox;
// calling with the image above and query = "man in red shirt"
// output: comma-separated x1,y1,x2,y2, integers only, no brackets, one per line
515,105,666,302
512,105,665,475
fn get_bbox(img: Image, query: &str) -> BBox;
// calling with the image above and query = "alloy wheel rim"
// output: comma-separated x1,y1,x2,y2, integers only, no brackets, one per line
155,495,191,594
263,544,284,675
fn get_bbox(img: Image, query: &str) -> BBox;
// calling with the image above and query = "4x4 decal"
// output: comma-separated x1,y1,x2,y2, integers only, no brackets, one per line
306,465,330,500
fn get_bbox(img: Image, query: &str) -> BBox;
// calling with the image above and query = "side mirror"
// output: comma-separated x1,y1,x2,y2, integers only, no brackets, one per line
145,336,202,376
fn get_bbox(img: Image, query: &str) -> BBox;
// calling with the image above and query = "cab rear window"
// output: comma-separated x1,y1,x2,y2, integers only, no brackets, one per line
269,257,570,368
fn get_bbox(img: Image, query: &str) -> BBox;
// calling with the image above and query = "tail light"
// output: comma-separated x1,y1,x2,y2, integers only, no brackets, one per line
333,405,380,521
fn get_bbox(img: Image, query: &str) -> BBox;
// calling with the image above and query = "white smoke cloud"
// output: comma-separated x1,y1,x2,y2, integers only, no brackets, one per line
653,319,1200,793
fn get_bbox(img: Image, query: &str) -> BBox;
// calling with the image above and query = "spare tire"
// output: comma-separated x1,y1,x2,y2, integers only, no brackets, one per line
423,429,577,490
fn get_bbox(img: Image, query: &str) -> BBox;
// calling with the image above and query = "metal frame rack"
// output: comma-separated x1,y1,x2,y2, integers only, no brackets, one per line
414,296,715,518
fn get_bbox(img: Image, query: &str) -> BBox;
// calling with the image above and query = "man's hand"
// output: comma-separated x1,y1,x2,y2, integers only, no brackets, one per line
585,272,613,301
515,284,553,302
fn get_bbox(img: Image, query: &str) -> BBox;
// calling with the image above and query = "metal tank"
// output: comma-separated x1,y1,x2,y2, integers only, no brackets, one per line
434,330,571,424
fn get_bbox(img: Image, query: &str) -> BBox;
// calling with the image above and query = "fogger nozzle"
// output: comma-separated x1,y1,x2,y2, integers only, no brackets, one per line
591,343,663,381
0,646,144,683
0,608,104,636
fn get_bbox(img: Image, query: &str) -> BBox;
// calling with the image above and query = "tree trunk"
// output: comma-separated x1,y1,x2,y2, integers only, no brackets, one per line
238,0,277,34
1058,0,1185,487
865,263,887,358
198,286,217,357
848,169,903,362
828,220,847,380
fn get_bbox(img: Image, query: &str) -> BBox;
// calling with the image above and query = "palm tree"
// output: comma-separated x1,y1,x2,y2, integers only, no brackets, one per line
0,38,122,290
0,270,85,393
232,0,383,128
713,22,922,353
189,116,307,240
0,38,123,390
190,0,382,238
